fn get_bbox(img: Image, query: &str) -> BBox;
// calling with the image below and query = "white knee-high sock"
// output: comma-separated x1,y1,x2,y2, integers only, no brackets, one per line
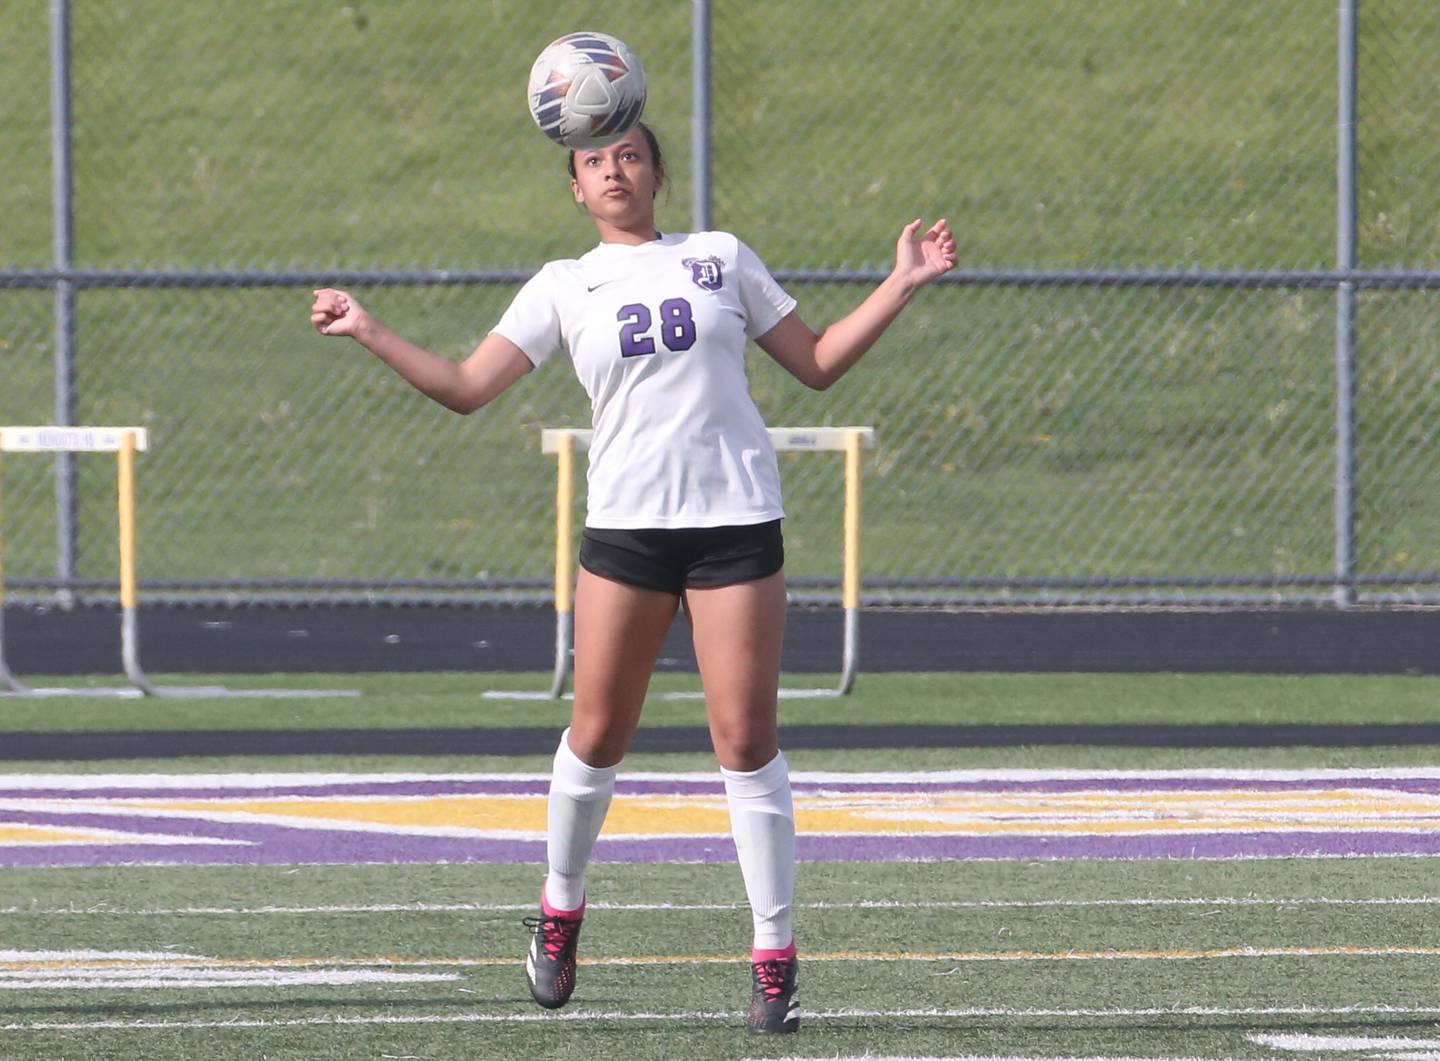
721,751,796,953
545,728,618,912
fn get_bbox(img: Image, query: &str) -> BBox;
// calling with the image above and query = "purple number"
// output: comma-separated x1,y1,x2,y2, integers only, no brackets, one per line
617,304,655,357
616,298,697,356
659,298,696,351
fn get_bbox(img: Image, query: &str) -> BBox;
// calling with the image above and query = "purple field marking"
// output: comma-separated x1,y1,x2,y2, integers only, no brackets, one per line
7,828,1440,868
6,774,1440,801
790,830,1440,862
4,772,1440,868
0,780,557,801
0,837,550,868
1,807,548,867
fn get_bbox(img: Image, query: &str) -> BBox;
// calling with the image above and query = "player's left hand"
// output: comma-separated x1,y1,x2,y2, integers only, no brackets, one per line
893,218,957,290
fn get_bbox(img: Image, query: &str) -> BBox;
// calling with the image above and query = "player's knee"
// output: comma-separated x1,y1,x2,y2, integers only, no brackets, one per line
709,717,779,772
565,720,632,769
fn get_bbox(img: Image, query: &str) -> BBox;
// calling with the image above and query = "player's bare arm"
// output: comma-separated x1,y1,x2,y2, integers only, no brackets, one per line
311,288,532,414
757,218,957,391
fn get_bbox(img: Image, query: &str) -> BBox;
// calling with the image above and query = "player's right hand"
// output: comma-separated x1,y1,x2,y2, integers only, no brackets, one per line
310,288,371,338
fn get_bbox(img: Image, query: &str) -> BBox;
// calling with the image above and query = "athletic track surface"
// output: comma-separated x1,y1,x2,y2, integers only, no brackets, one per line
9,603,1440,675
5,603,1437,763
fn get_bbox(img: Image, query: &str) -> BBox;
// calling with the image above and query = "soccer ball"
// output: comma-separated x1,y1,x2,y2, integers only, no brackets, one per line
527,31,647,150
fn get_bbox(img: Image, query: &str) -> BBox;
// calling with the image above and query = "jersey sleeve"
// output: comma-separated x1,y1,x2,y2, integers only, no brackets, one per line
735,239,798,340
490,265,564,367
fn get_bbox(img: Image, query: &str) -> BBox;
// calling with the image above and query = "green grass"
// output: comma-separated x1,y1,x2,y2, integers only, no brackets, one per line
3,858,1438,1058
4,671,1440,777
6,670,1440,732
7,2,1431,270
2,3,1439,595
2,669,1439,1056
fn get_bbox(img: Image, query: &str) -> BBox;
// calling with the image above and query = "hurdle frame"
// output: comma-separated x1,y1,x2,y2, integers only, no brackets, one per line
484,425,874,702
0,426,359,699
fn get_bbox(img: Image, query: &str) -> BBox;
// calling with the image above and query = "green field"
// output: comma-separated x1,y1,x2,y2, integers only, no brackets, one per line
3,6,1438,1054
3,669,1440,1058
3,669,1440,766
2,2,1439,594
5,859,1439,1060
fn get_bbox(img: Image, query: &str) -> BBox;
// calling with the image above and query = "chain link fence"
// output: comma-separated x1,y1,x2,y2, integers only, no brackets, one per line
1,0,1436,607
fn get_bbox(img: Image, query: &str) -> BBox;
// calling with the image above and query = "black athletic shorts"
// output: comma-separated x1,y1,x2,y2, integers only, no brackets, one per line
578,519,784,595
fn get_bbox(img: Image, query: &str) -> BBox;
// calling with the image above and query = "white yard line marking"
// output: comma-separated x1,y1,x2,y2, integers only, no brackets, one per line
3,944,1435,973
1251,1032,1440,1051
0,969,457,990
0,950,459,991
4,895,1438,916
752,1056,1231,1061
6,1003,1440,1032
801,945,1440,963
5,851,1434,871
0,949,208,962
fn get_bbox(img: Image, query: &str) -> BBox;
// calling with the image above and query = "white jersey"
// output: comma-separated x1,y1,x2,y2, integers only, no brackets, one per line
492,231,797,529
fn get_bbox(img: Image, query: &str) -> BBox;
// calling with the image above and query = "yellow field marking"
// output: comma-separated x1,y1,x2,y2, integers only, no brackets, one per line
7,943,1440,973
100,787,1440,839
0,825,123,844
148,797,554,833
0,824,236,847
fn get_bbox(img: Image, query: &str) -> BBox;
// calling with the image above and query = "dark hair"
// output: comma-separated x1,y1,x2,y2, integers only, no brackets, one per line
566,122,664,181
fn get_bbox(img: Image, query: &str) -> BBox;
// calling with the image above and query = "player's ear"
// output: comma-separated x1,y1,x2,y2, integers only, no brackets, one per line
571,178,583,204
652,165,664,198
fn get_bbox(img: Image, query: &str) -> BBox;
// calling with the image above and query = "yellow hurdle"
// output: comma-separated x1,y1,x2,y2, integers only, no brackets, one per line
0,427,151,697
547,432,576,699
117,431,139,614
840,427,864,693
114,430,158,695
486,426,875,701
0,426,358,699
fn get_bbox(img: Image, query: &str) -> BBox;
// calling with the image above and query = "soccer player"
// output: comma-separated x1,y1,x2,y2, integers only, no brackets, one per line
310,122,956,1035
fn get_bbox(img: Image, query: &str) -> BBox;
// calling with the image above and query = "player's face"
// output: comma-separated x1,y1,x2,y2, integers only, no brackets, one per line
570,134,662,228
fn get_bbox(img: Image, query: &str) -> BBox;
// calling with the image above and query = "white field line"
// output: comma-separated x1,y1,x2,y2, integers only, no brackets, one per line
0,951,461,988
1251,1032,1440,1051
6,1003,1440,1033
4,944,1437,972
3,766,1440,790
0,969,458,990
751,1057,1232,1061
3,895,1438,917
0,949,207,962
5,851,1437,871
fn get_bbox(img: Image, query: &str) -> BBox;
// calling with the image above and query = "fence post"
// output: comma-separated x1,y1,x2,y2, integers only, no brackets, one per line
1333,0,1358,608
691,0,712,232
50,0,78,601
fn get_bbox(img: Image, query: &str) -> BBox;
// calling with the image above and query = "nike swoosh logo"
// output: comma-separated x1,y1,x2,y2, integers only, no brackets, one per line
587,280,618,292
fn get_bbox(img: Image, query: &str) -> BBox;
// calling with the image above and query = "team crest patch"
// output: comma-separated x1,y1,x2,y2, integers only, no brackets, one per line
683,256,724,291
